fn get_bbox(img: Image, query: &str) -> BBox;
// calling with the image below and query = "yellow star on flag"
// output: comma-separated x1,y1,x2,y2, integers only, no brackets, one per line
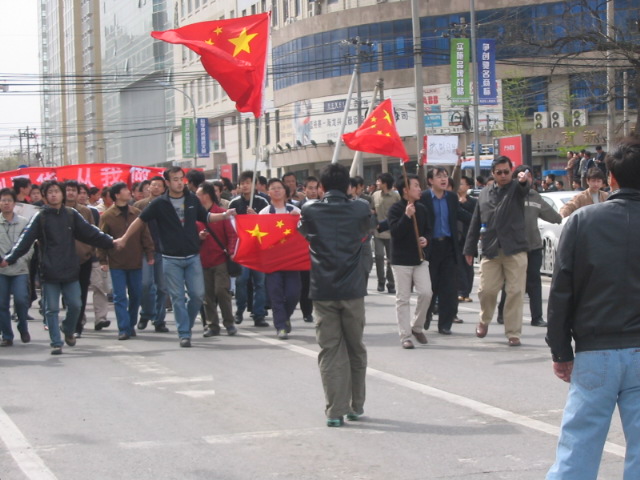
205,38,214,45
228,28,258,57
284,229,292,235
214,26,223,35
246,224,269,244
383,110,392,124
377,130,384,135
276,220,285,228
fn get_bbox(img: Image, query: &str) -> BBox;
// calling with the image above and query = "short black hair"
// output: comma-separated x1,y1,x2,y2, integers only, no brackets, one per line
88,186,100,196
303,176,319,187
460,176,473,188
41,181,66,203
109,182,128,202
163,166,184,181
606,137,640,189
319,163,350,194
427,167,448,180
78,183,89,195
64,180,79,192
556,180,564,187
353,175,365,187
267,178,289,197
376,172,394,190
198,181,219,205
186,169,205,187
0,187,17,202
258,175,268,187
138,180,150,191
238,170,254,183
282,172,296,182
491,156,513,172
12,177,31,192
395,174,420,194
586,167,605,181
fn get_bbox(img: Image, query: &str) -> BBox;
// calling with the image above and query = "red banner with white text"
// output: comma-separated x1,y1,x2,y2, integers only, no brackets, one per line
0,164,168,190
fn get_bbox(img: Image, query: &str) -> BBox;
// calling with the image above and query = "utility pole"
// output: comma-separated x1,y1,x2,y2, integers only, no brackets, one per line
411,0,426,174
18,127,37,166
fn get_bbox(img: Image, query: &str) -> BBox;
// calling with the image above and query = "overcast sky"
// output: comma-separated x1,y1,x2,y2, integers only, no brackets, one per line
0,0,41,154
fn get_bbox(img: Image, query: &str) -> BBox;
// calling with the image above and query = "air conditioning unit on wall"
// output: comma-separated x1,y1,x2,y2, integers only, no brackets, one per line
533,112,549,129
550,110,565,128
571,109,588,127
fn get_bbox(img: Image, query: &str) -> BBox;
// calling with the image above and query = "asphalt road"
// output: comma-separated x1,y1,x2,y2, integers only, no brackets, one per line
0,274,626,479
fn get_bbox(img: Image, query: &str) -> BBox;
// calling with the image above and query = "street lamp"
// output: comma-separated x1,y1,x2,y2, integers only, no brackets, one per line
155,81,198,167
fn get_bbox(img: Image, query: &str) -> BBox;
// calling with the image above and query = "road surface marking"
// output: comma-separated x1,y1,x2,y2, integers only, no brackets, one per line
242,331,626,458
175,390,217,398
0,405,58,480
134,375,213,386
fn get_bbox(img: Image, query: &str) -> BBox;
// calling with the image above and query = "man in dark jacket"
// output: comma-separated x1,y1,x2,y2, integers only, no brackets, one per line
1,181,116,355
545,138,640,479
419,167,471,334
463,156,530,346
114,167,234,348
388,174,431,349
298,163,371,427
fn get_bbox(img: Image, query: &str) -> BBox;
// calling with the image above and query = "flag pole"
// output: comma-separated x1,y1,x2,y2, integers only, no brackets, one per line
401,161,425,262
249,116,262,210
349,81,382,177
331,67,358,164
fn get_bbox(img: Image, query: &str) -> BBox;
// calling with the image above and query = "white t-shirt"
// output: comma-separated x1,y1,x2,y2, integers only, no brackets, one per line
259,204,301,215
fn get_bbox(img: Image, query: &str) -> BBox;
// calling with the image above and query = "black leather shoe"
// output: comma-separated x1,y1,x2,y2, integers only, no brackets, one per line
254,318,269,327
424,313,432,330
497,315,504,325
137,318,149,330
154,324,170,333
387,286,396,294
531,318,548,327
438,328,452,335
376,284,385,292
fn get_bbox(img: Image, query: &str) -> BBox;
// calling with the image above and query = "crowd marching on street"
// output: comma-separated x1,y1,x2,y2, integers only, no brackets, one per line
1,139,639,478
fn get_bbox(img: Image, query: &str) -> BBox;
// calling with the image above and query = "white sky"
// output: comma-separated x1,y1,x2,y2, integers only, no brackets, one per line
0,0,41,154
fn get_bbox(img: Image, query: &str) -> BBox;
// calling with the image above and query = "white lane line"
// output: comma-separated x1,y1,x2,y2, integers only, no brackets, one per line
241,331,625,458
134,375,213,386
0,406,58,480
175,390,217,398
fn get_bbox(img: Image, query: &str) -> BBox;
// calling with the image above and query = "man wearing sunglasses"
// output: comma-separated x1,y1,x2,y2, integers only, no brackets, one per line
463,156,530,347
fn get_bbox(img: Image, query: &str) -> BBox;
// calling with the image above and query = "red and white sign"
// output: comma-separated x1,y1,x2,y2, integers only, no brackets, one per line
495,135,524,167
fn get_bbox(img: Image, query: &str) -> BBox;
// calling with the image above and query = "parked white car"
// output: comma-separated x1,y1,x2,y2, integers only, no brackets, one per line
538,191,574,275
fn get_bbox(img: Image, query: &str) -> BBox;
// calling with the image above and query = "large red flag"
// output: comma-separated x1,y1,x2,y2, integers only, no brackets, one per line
151,13,269,118
233,214,310,273
342,98,409,162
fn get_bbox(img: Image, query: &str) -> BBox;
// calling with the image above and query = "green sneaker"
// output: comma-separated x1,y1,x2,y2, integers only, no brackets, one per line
326,417,344,427
346,411,363,421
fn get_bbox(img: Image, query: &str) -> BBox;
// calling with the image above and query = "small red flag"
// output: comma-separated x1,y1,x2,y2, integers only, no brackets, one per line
342,98,409,162
151,13,269,118
233,214,310,273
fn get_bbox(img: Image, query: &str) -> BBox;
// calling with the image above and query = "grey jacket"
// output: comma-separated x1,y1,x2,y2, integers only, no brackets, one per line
524,190,562,251
463,179,529,259
0,213,33,276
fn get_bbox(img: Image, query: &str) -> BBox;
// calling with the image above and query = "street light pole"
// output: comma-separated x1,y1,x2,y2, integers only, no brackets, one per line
157,81,198,167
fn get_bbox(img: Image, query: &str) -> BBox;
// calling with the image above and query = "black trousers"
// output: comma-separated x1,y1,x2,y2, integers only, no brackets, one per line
427,238,458,331
75,259,93,334
299,270,313,317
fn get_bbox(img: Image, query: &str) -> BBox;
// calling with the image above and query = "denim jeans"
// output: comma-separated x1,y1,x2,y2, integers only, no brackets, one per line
110,268,142,335
42,281,81,348
265,271,301,331
235,266,266,318
140,252,167,326
547,348,640,480
0,274,30,341
162,255,204,339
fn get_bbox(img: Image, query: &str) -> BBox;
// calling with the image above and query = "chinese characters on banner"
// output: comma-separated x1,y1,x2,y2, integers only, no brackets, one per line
0,164,167,190
197,118,210,158
423,135,459,165
450,38,470,105
477,39,497,105
182,118,195,157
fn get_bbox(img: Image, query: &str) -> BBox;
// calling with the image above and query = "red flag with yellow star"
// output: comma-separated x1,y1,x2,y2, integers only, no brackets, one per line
151,13,269,118
342,98,409,162
233,214,311,273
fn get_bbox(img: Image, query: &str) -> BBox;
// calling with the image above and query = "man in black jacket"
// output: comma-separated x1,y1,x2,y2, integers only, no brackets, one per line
388,174,431,349
419,167,470,334
545,138,640,479
463,156,530,347
1,181,116,355
115,167,234,348
298,163,370,427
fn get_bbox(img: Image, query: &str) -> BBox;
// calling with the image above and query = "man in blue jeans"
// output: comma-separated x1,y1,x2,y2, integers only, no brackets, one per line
546,137,640,479
134,176,169,333
1,181,116,355
98,183,154,340
115,167,235,347
0,188,33,347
